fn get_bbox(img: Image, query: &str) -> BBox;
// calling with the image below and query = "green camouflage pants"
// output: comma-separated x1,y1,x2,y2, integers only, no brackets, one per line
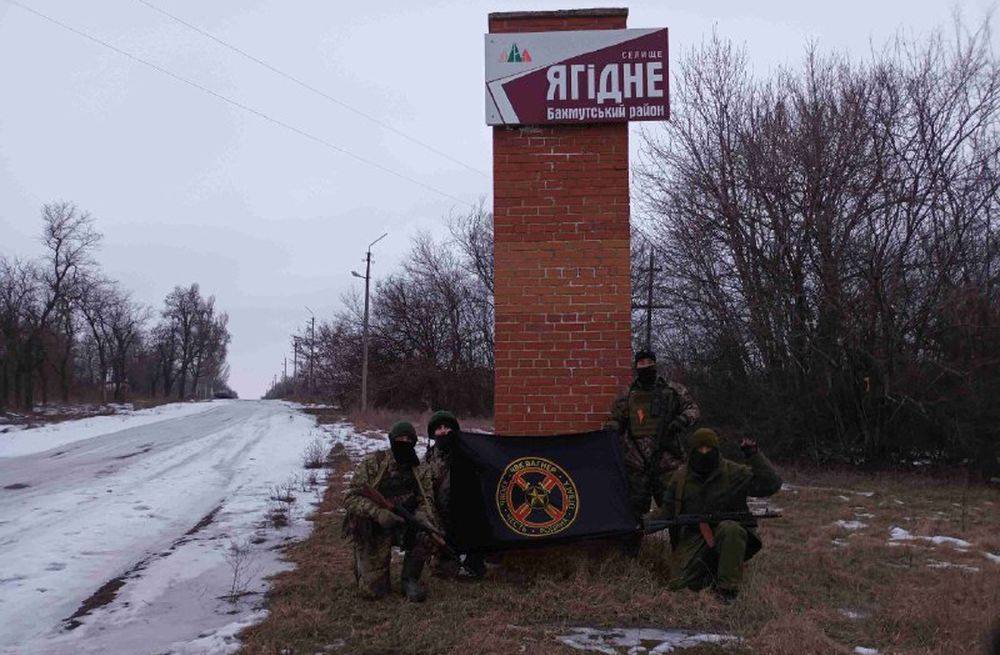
626,468,668,517
669,520,749,593
352,523,429,599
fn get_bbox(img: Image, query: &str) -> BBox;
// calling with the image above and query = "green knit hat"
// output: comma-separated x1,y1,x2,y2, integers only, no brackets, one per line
389,421,417,440
427,410,460,437
689,427,720,452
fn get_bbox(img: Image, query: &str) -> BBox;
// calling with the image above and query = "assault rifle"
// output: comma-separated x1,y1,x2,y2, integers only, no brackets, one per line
643,510,783,535
358,484,462,562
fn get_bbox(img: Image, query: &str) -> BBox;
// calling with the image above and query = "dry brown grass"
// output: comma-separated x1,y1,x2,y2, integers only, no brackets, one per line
239,415,1000,655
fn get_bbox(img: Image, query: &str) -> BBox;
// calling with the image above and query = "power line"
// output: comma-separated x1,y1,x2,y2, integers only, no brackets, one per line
134,0,489,178
5,0,475,208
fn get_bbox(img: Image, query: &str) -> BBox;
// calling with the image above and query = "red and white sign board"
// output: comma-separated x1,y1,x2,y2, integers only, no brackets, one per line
485,28,669,126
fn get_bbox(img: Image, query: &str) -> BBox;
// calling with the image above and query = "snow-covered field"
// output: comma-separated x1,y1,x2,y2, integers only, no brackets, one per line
0,401,221,457
0,400,331,655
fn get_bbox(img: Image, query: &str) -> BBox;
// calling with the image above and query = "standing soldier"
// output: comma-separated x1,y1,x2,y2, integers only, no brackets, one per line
342,421,438,602
609,350,700,550
657,428,782,603
423,410,485,577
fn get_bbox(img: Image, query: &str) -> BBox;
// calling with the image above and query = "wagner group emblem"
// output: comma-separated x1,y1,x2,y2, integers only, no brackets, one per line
496,457,579,537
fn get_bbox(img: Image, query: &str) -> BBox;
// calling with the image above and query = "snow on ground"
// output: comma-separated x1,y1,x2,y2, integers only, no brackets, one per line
926,559,980,573
781,483,875,498
839,608,868,620
834,520,868,530
888,526,971,549
985,552,1000,565
319,420,425,460
556,627,738,654
853,647,879,655
0,400,341,655
0,401,218,458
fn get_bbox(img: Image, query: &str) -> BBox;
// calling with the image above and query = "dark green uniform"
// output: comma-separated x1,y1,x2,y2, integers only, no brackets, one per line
610,377,700,517
342,449,439,598
659,445,782,594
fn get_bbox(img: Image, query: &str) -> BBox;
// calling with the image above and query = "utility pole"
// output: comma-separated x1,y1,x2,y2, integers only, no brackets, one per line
283,357,287,382
292,337,299,378
632,245,664,351
352,232,388,413
644,248,658,350
305,307,316,396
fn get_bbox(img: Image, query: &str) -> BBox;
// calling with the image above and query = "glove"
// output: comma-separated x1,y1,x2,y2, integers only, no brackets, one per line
375,509,404,530
739,438,759,458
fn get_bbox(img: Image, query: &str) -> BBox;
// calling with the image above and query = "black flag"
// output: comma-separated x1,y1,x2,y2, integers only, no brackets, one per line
447,429,636,551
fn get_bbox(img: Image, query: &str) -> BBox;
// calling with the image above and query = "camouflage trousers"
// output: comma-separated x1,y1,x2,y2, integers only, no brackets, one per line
352,522,430,599
619,436,682,519
668,520,750,593
625,467,669,518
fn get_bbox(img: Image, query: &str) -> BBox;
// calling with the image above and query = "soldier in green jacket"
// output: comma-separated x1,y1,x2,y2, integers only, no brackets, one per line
609,350,700,542
342,421,439,602
655,428,782,603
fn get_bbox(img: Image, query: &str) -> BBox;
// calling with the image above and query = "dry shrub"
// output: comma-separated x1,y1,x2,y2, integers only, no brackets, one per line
301,437,327,469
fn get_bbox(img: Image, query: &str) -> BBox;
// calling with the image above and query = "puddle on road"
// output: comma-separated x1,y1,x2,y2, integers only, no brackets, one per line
557,627,739,654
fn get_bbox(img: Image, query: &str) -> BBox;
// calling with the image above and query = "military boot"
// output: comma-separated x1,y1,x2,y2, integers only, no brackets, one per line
401,553,427,603
713,586,739,605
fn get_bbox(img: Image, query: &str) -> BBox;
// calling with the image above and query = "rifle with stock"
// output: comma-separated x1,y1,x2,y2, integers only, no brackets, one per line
358,484,461,561
643,510,783,535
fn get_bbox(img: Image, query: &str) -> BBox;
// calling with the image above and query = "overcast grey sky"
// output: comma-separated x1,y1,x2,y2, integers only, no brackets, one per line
1,0,993,399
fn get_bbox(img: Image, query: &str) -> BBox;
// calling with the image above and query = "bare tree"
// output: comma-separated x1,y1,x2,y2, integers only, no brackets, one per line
636,18,1000,469
1,202,233,410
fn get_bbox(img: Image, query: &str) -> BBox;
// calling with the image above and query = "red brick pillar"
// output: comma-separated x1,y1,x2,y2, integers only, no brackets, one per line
491,9,633,435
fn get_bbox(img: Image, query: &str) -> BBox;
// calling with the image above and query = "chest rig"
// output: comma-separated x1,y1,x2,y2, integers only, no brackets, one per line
629,381,677,439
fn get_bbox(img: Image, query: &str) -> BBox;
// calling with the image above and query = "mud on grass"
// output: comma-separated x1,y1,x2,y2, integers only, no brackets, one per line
238,439,999,654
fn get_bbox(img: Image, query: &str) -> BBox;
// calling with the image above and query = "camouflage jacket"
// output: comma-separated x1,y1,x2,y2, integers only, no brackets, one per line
422,445,451,527
343,450,439,536
609,377,700,476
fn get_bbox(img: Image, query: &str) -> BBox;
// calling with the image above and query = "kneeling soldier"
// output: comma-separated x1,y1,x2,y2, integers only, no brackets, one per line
656,428,782,603
342,421,439,602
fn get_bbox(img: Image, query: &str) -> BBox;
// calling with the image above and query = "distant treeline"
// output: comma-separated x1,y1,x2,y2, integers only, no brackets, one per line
271,21,998,470
0,202,234,411
266,204,494,417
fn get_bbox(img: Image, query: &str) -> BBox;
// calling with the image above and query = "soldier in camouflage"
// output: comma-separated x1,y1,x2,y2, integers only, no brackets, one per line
655,428,782,603
342,421,439,602
423,410,485,578
609,350,701,522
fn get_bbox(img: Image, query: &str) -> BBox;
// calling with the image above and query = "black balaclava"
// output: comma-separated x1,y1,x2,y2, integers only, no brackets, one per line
388,421,419,468
427,410,461,454
689,428,721,476
690,448,720,476
636,365,657,387
390,438,419,468
634,350,658,388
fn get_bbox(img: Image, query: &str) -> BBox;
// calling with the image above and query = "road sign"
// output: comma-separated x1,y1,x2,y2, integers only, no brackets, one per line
485,28,669,126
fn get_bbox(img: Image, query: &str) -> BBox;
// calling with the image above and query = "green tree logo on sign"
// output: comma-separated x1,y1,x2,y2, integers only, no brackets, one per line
502,43,532,63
